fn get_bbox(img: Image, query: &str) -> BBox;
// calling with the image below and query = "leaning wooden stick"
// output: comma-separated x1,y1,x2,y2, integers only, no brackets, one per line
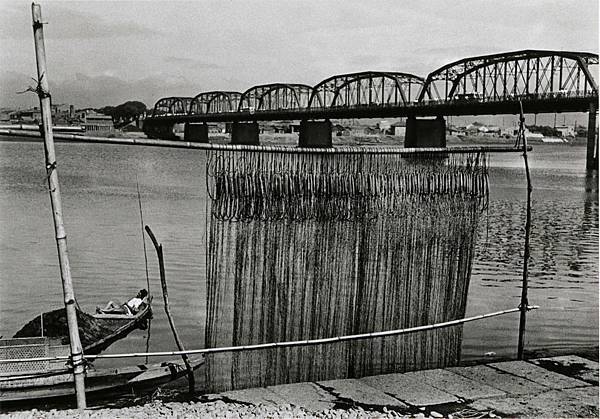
517,100,533,360
144,226,195,394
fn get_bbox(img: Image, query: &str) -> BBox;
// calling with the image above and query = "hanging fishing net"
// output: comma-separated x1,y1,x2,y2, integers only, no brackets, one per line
204,148,489,391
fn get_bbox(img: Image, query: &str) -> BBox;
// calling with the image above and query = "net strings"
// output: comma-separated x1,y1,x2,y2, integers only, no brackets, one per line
204,150,489,391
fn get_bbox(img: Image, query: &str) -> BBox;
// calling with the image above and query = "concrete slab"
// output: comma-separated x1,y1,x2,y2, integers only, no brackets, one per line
412,368,505,400
563,385,599,409
360,373,458,406
219,387,291,406
448,364,548,395
318,378,409,409
468,388,599,418
490,360,590,390
267,382,337,412
530,355,599,385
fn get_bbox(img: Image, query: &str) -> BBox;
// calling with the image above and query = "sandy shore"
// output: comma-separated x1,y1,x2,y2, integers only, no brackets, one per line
1,400,456,419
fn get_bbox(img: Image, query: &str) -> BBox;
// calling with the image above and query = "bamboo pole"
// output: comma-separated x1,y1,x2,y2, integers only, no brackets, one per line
0,129,531,154
135,179,151,364
144,226,195,394
31,3,86,409
0,306,539,364
518,100,533,360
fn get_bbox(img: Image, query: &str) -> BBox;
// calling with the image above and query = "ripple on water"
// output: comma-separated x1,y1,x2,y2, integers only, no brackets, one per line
0,140,597,366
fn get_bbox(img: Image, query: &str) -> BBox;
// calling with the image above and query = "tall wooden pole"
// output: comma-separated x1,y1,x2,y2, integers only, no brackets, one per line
31,3,87,408
517,100,532,360
586,101,598,171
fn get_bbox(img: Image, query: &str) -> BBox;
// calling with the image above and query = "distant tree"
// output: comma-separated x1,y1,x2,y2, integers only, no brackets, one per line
96,105,115,117
526,125,560,137
97,101,147,127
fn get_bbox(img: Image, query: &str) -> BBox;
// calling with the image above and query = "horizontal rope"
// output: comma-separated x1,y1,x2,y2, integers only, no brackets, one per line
0,306,538,364
0,129,531,154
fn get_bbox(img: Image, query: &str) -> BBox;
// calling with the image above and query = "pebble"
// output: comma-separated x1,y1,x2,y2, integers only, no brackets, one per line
430,411,443,418
0,400,423,419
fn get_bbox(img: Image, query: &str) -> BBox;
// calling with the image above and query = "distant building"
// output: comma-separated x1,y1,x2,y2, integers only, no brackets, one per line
541,137,567,143
10,107,42,123
83,111,114,133
378,120,391,133
50,103,75,123
465,124,480,136
525,130,544,141
554,125,575,138
207,123,222,134
391,121,406,137
501,126,518,137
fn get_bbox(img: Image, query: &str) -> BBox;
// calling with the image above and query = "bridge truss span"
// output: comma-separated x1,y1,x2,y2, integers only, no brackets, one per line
420,49,599,104
152,97,194,117
238,84,313,112
147,49,598,124
189,91,242,115
309,71,427,109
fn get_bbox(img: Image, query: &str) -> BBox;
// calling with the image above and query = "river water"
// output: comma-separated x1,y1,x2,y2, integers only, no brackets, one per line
0,139,597,370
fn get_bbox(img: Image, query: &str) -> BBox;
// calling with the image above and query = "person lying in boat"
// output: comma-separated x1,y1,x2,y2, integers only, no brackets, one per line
96,289,149,315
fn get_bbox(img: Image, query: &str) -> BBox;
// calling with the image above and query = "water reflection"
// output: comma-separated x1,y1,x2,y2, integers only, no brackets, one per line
0,140,598,365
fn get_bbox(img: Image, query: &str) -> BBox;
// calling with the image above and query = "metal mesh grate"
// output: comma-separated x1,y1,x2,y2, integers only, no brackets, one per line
0,338,50,375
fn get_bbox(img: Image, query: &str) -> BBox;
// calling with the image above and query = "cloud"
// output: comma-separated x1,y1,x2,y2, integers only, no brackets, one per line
0,71,194,109
163,56,222,70
0,71,41,108
0,3,159,40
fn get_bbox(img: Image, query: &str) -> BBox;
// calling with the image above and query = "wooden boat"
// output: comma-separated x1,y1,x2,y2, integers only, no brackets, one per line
12,304,152,355
0,337,204,403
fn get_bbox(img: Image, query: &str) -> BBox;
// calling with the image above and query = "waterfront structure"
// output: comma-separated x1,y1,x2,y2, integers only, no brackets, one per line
10,107,42,123
83,111,114,133
525,131,545,141
555,124,576,137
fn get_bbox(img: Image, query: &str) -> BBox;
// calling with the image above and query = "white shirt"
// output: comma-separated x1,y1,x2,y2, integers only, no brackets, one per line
126,297,144,311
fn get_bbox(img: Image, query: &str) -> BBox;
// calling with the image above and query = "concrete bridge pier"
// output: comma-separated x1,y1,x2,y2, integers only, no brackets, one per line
231,122,260,145
298,120,332,148
142,120,177,140
404,116,447,148
586,101,598,172
184,122,209,143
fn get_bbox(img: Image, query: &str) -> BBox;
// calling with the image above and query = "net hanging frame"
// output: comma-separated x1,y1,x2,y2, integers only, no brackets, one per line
201,144,506,389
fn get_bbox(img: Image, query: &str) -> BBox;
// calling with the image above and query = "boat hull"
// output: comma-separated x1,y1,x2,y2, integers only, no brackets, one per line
0,355,204,403
12,306,152,355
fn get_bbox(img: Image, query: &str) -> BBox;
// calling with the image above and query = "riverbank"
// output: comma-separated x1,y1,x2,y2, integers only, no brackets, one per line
2,354,597,418
0,131,587,148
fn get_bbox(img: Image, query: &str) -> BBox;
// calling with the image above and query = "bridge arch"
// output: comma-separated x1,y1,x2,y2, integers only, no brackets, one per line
308,71,427,109
189,91,242,114
419,49,599,103
152,97,193,117
238,84,313,112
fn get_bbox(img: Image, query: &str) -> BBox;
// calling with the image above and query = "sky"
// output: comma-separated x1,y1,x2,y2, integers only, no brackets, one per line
0,0,598,110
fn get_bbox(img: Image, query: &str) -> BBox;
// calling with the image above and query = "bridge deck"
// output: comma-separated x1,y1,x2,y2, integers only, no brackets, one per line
146,96,597,124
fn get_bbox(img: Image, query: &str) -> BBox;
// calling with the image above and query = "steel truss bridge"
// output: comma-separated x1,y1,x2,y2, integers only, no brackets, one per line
146,50,598,124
